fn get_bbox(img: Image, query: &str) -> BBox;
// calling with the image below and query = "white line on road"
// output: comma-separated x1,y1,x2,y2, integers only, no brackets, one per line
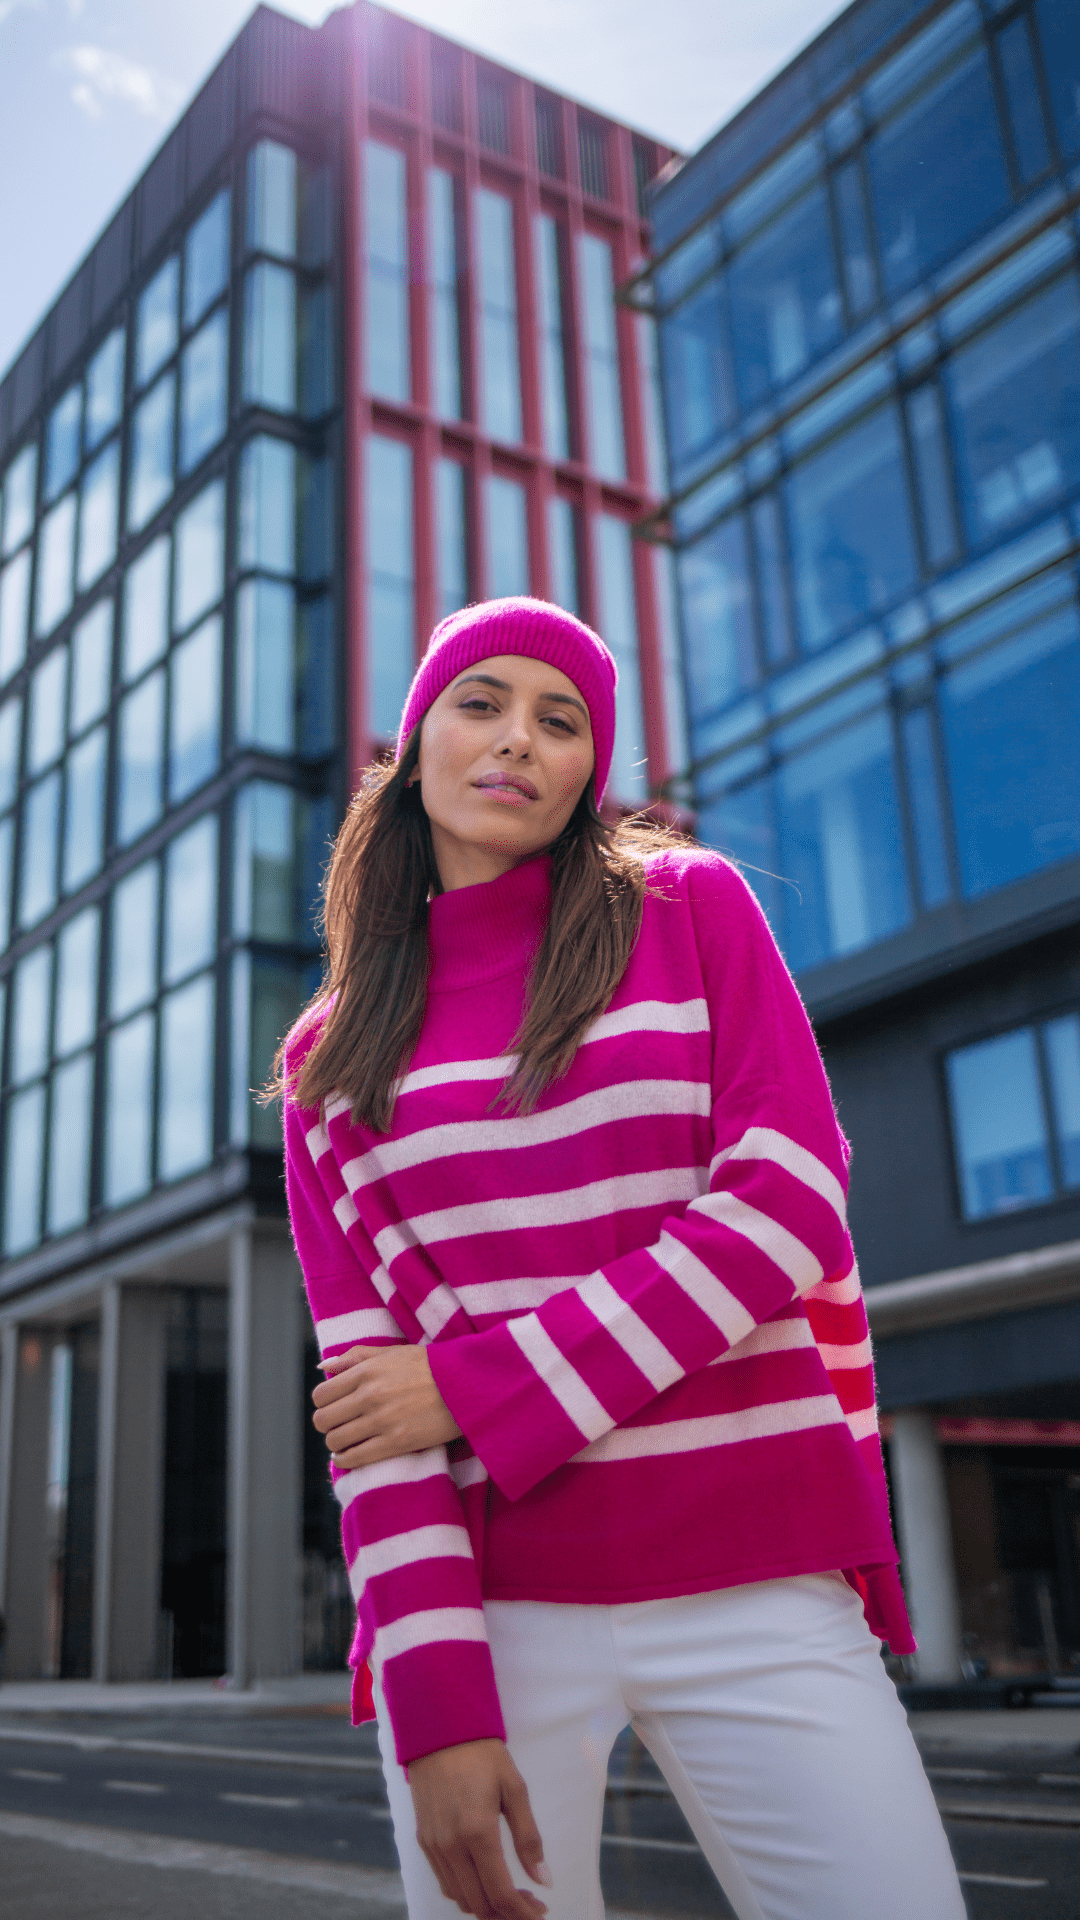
9,1769,63,1783
220,1792,303,1810
1038,1774,1080,1787
104,1780,166,1795
958,1873,1048,1889
926,1767,994,1780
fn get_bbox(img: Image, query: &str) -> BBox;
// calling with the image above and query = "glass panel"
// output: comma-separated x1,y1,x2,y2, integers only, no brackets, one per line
724,137,820,247
593,515,647,802
48,1050,93,1234
298,453,331,583
136,256,179,387
654,543,689,782
63,724,106,891
173,479,224,633
235,579,295,753
1034,0,1080,159
116,669,164,844
184,188,231,326
658,277,731,487
486,475,529,599
751,494,794,665
4,1082,45,1254
246,957,304,1148
578,233,626,482
1044,1014,1080,1188
907,384,959,568
945,274,1080,547
476,189,521,443
299,281,334,420
0,816,11,950
35,493,76,638
85,329,125,453
298,596,334,759
865,2,980,119
110,860,158,1017
55,906,99,1055
122,536,170,681
834,163,877,319
11,945,52,1082
169,615,221,801
680,516,757,752
104,1012,154,1206
243,264,296,413
233,781,296,939
866,44,1011,295
164,813,218,985
159,973,214,1179
0,697,19,806
939,600,1080,896
654,223,721,310
239,437,295,575
29,647,67,773
776,708,911,969
999,17,1051,182
727,187,844,410
901,705,952,908
18,771,60,927
947,1028,1051,1218
76,440,120,592
70,601,112,734
365,141,410,403
636,313,669,497
127,373,175,531
429,168,462,420
179,309,228,474
247,142,297,258
785,404,919,651
534,214,570,460
547,495,579,615
435,460,468,621
46,386,82,503
0,548,31,681
366,435,414,739
1,442,37,558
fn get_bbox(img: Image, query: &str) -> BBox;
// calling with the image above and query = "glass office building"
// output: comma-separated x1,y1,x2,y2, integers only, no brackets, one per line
0,3,679,1683
646,0,1080,1682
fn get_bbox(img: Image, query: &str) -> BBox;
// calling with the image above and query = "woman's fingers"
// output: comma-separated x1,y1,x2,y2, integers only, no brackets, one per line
500,1769,549,1888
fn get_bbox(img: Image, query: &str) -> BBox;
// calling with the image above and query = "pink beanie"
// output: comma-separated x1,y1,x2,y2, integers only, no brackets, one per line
396,598,618,803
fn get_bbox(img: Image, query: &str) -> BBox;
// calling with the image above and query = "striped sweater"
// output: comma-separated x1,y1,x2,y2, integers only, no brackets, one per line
284,847,914,1767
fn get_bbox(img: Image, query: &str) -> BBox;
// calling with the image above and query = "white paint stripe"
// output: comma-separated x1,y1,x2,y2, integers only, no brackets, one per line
390,1000,710,1101
711,1126,847,1225
693,1192,823,1293
332,1190,359,1234
316,1308,402,1351
104,1780,165,1794
576,1272,685,1395
348,1523,472,1599
220,1792,301,1810
456,1274,593,1315
373,1607,488,1666
653,1230,757,1348
374,1167,707,1265
816,1337,873,1370
333,1447,449,1510
506,1315,612,1442
573,1395,845,1463
449,1454,489,1490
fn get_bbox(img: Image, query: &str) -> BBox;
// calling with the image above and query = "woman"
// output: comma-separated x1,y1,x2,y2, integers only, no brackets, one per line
281,597,964,1920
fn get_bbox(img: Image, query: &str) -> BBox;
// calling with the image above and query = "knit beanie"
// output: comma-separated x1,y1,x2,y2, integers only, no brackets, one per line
396,597,618,803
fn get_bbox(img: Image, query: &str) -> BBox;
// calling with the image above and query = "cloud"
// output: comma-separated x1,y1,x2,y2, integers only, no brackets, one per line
57,43,184,122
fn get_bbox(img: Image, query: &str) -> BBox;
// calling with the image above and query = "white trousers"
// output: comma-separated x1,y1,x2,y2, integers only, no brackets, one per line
374,1573,966,1920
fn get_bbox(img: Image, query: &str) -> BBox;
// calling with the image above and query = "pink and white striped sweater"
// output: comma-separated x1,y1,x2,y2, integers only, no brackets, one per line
284,847,914,1767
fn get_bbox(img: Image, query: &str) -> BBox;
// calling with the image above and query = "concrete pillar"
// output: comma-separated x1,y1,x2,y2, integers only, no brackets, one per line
227,1226,303,1686
890,1408,963,1683
92,1286,169,1682
0,1326,55,1679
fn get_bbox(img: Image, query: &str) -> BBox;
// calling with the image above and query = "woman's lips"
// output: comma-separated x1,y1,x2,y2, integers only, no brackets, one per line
474,777,538,802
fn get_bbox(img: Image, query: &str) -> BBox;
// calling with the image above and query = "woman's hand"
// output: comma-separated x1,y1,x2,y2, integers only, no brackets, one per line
312,1344,463,1469
409,1739,550,1920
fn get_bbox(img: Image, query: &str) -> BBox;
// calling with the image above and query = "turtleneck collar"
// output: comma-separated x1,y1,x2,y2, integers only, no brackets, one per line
427,854,553,991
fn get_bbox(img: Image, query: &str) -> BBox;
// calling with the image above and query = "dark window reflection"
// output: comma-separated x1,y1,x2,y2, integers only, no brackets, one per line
727,187,844,410
785,404,919,651
659,276,731,487
1034,0,1080,159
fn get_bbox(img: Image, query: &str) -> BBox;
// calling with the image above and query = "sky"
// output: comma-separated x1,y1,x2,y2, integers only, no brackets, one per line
0,0,849,378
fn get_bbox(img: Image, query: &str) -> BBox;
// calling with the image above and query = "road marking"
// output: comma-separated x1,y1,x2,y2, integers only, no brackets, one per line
0,1723,380,1775
1038,1773,1080,1787
601,1833,699,1853
104,1780,166,1795
926,1766,993,1780
939,1797,1080,1828
220,1792,303,1810
958,1873,1047,1889
9,1768,63,1783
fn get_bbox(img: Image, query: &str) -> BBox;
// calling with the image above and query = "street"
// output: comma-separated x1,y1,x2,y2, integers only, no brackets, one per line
0,1703,1078,1918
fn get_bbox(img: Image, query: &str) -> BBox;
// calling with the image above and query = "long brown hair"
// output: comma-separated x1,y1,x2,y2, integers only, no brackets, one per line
273,726,685,1132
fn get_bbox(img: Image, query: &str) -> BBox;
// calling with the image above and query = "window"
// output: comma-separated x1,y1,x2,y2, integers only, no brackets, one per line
947,1013,1080,1219
247,143,297,259
56,907,98,1054
659,278,731,488
116,669,164,844
136,256,179,388
48,1051,93,1234
0,698,19,806
901,705,951,909
577,234,625,482
0,817,12,949
63,724,107,891
365,436,414,738
243,264,296,413
0,549,31,681
785,404,919,651
435,460,468,621
159,972,214,1179
164,814,217,985
834,163,877,320
240,437,295,574
232,951,304,1148
547,496,579,615
18,770,61,927
1034,0,1080,159
173,480,224,633
679,516,757,755
104,1011,154,1206
70,600,112,731
578,116,609,200
169,616,221,801
35,492,76,637
593,516,647,802
534,216,570,460
180,308,229,473
727,187,844,410
365,142,410,404
476,190,522,444
428,169,462,420
636,314,668,497
11,945,52,1082
128,373,175,530
123,536,170,681
233,781,306,941
29,647,66,773
236,580,295,753
1,442,37,558
110,860,158,1018
85,330,125,453
46,386,82,503
653,544,690,783
4,1082,45,1254
906,385,960,568
78,441,120,593
485,474,528,599
998,16,1051,184
944,274,1080,547
750,494,794,664
184,189,231,326
300,283,333,419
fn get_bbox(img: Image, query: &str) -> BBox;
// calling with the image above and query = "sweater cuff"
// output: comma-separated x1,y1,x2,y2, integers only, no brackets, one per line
381,1638,507,1767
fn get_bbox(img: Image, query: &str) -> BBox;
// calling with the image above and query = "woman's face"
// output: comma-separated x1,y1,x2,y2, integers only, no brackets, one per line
415,652,596,891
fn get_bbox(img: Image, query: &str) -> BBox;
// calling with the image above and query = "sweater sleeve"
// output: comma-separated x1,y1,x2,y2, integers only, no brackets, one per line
428,856,857,1501
284,1046,506,1766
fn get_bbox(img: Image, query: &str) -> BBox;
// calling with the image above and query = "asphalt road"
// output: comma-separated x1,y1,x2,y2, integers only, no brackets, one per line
0,1708,1077,1918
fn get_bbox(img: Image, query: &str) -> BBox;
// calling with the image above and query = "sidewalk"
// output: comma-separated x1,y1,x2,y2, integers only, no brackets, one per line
908,1705,1080,1757
0,1673,353,1715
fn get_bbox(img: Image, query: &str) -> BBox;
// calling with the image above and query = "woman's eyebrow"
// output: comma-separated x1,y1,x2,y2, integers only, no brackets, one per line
450,673,588,718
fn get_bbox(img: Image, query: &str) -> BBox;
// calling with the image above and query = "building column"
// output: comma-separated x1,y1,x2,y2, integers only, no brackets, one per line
92,1286,169,1682
890,1408,963,1683
0,1326,55,1679
227,1225,303,1687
